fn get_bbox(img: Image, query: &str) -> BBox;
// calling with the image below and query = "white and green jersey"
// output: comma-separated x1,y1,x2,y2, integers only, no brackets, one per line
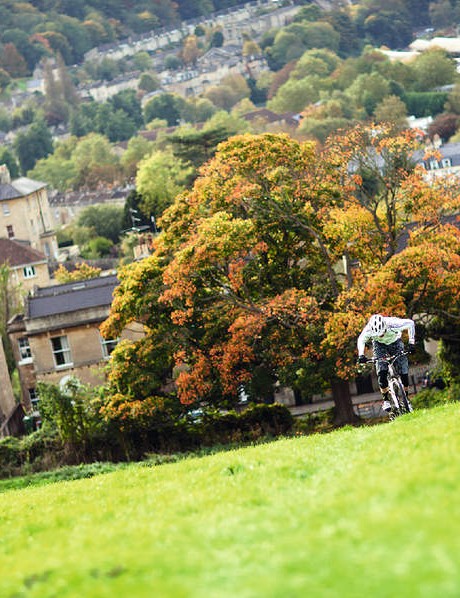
357,316,415,355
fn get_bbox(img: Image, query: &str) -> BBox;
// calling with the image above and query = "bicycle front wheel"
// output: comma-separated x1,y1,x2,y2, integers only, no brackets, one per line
390,378,410,415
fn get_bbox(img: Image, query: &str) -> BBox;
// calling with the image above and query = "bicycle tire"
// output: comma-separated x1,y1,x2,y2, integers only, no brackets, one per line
388,381,402,416
391,378,410,414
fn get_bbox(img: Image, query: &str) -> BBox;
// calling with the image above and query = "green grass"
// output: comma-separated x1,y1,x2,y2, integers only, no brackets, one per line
1,404,459,598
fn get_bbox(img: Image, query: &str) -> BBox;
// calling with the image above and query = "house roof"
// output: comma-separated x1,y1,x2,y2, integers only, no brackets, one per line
0,177,47,201
414,141,460,168
0,238,47,267
410,37,460,54
26,274,119,319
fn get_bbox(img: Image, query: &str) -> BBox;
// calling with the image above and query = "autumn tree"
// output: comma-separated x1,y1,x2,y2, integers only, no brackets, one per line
103,133,359,423
322,123,460,381
102,125,460,427
54,263,102,283
100,255,178,423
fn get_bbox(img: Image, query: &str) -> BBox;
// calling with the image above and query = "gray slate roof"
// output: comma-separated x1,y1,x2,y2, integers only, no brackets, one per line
26,274,118,319
0,177,47,202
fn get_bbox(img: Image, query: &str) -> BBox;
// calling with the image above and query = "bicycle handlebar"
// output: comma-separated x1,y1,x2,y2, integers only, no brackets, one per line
360,350,410,365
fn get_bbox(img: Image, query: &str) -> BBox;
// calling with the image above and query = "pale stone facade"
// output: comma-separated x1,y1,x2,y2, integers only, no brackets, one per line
8,275,144,412
0,166,59,260
0,338,16,426
0,238,52,300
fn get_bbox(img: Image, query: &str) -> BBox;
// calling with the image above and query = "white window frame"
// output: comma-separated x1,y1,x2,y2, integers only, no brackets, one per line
28,388,39,411
51,335,72,368
100,335,119,358
18,337,32,364
6,224,14,238
23,265,36,279
2,202,10,216
441,158,452,168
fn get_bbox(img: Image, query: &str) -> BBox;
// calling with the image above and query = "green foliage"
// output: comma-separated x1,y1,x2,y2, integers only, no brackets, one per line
14,116,53,174
267,75,325,113
402,91,449,118
37,380,102,445
30,133,121,191
136,149,193,219
143,93,187,127
293,408,335,435
411,385,460,410
80,236,114,258
299,117,351,144
77,204,124,243
70,92,142,142
0,427,62,478
167,124,230,172
363,11,412,49
267,21,340,70
0,436,22,471
0,147,19,178
411,49,457,91
0,461,129,493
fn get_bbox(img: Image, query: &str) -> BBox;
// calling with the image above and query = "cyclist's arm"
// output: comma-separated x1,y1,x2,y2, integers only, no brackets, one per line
386,317,415,344
357,327,372,356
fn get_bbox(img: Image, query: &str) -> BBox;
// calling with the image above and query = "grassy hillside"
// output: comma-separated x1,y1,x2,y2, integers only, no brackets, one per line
1,404,459,597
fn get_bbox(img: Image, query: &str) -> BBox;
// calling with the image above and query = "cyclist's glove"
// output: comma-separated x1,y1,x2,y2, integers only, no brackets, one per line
358,355,368,364
408,343,416,354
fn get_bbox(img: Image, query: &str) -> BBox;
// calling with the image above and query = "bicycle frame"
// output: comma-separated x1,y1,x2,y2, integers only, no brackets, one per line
366,351,413,418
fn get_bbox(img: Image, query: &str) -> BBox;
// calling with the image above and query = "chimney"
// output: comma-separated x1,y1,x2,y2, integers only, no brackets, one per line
0,164,11,184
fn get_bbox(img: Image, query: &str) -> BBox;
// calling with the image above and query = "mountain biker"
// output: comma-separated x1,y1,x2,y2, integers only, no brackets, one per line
357,314,416,412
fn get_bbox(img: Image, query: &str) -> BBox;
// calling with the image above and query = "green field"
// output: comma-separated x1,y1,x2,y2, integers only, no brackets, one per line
1,404,459,598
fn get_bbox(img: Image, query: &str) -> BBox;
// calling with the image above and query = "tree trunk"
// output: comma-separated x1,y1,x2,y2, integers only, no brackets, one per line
331,379,360,425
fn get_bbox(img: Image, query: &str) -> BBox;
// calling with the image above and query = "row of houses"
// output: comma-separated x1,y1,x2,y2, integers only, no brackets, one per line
0,166,139,435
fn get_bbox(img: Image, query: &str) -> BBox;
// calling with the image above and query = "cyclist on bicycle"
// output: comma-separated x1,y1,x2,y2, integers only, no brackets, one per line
357,314,416,412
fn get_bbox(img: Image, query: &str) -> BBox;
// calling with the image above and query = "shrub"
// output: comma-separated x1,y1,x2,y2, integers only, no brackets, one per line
0,436,23,476
411,384,460,410
293,409,335,436
238,404,294,436
38,380,103,446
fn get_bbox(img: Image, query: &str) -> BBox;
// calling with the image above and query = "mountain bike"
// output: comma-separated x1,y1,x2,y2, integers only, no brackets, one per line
363,351,413,420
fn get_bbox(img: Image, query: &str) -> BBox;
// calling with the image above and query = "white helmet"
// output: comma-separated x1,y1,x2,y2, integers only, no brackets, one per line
369,314,386,336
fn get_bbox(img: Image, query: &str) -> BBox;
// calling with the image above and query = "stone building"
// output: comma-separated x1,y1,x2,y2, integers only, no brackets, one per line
0,238,51,299
7,274,143,414
0,165,58,261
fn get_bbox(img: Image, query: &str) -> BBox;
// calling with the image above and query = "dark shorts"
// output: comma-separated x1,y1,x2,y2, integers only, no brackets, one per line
372,338,408,375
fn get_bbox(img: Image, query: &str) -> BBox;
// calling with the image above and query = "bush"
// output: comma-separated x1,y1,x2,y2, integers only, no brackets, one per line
411,384,460,410
238,404,294,436
0,436,23,476
293,409,335,436
0,401,295,478
402,91,448,118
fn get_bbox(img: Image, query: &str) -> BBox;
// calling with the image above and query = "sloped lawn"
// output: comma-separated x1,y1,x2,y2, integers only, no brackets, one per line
1,404,459,597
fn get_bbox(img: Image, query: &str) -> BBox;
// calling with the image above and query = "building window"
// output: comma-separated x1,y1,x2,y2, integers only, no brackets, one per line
2,203,10,215
441,158,452,168
18,337,32,363
28,388,39,410
51,335,72,368
23,265,36,279
101,335,119,358
6,224,14,238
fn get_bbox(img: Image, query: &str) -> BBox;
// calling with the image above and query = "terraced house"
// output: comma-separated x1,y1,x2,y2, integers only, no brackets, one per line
0,165,58,261
7,274,143,423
